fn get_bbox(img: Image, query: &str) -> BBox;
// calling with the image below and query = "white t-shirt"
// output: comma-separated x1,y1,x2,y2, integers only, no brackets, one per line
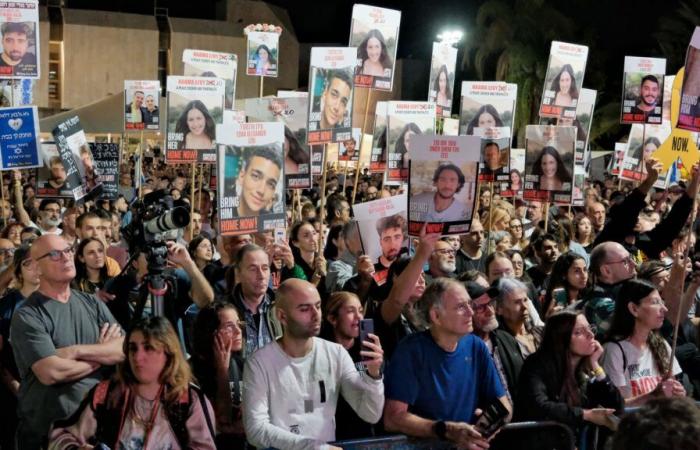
602,338,681,398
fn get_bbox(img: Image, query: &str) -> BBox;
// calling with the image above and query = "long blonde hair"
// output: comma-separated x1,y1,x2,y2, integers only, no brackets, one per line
118,317,192,406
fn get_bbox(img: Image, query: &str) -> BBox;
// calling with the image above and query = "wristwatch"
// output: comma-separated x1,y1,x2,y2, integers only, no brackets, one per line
433,420,447,440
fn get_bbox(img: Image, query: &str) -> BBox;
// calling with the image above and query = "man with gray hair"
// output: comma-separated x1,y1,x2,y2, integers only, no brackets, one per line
424,239,457,284
326,220,375,297
384,278,510,449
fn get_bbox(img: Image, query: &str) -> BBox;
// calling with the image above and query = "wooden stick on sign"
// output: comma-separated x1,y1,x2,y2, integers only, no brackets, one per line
190,162,196,240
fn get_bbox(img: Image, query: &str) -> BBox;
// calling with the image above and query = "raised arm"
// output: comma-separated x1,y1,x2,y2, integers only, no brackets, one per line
11,170,31,227
167,241,214,308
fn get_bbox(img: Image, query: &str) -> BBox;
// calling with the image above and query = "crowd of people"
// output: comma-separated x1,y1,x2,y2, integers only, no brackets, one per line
0,153,700,450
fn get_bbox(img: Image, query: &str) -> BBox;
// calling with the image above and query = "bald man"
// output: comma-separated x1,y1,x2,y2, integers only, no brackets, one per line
243,279,385,450
10,235,124,450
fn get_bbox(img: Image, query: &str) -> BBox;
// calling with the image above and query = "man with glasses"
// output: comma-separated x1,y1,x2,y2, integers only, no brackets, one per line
13,198,63,236
10,235,124,450
575,241,637,340
384,278,510,449
424,240,456,284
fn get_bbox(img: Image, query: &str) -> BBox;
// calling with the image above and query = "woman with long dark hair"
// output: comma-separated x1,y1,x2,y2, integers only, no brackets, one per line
542,252,588,318
466,104,504,135
357,29,393,77
432,64,452,108
72,237,109,294
287,221,327,293
602,279,685,406
254,44,276,76
395,122,421,169
550,64,579,107
532,146,572,191
515,311,623,448
175,100,216,150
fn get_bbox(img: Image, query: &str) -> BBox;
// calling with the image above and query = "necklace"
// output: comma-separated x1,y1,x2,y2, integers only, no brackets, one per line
130,385,163,448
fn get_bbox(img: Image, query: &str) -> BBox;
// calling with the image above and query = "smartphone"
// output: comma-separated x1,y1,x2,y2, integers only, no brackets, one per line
359,319,374,361
275,227,286,245
475,398,509,438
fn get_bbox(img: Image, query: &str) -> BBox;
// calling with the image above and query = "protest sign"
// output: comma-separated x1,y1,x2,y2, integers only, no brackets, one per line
247,31,279,78
166,76,224,163
183,49,237,109
523,124,576,204
89,142,120,199
428,42,458,117
124,80,161,131
0,0,39,79
386,101,436,182
217,122,286,235
473,127,510,183
51,116,102,201
0,105,40,169
339,128,361,162
408,135,480,236
539,41,589,120
679,27,700,132
307,47,356,145
620,56,666,125
349,4,401,91
500,148,525,197
36,142,72,197
369,101,388,173
459,82,517,141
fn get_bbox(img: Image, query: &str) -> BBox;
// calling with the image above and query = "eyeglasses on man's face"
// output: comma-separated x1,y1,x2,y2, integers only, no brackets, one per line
35,245,76,262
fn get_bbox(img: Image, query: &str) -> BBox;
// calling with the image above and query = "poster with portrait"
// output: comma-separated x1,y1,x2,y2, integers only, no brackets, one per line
428,42,458,118
473,127,510,183
459,82,517,141
408,135,480,236
217,121,286,235
369,101,388,173
51,116,103,201
89,143,120,200
539,41,589,120
571,88,596,165
36,142,72,197
166,76,225,164
620,56,665,125
0,0,39,79
246,31,279,78
0,105,40,169
307,47,356,145
443,117,459,136
620,124,647,181
245,97,310,189
572,164,586,206
642,124,674,188
183,49,237,110
338,128,361,162
349,4,400,91
610,142,627,176
0,78,33,106
500,148,525,197
662,75,675,124
386,101,436,182
124,80,161,131
353,194,408,286
310,145,324,175
524,125,576,204
679,27,700,132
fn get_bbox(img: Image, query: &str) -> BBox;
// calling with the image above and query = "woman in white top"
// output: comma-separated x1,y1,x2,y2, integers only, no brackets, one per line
601,279,685,407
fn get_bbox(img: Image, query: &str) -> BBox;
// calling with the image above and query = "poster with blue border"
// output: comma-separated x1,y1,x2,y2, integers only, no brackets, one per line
0,105,40,169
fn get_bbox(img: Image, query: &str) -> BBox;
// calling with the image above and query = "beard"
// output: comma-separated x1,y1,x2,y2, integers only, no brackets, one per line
438,260,456,274
42,216,61,228
480,318,499,334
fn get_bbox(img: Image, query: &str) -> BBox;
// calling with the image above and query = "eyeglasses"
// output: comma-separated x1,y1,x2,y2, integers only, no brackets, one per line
0,248,15,256
510,224,522,229
573,324,597,337
433,249,456,257
605,256,634,270
35,245,75,262
471,300,495,313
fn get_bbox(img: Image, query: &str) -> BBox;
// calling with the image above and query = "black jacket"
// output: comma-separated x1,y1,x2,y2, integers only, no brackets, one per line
491,329,526,399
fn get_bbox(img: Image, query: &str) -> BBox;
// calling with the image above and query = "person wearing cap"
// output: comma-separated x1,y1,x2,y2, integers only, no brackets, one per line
637,260,671,291
468,281,524,401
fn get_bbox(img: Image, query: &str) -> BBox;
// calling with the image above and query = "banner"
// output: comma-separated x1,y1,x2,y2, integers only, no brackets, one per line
247,31,279,78
0,105,40,169
0,0,39,79
166,76,224,163
124,80,161,131
408,135,480,236
245,97,311,189
307,47,356,145
183,49,237,110
524,124,576,204
349,4,401,91
369,101,388,173
539,41,589,120
51,116,103,201
217,122,286,235
459,82,517,141
89,142,120,199
428,42,458,118
620,56,666,125
386,101,436,182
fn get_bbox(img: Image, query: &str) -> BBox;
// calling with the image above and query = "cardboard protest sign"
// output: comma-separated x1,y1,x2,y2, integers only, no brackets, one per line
310,145,324,175
443,117,459,136
277,90,308,98
572,164,586,206
89,142,120,199
0,0,39,79
524,125,576,204
610,142,626,176
51,116,103,201
0,78,33,106
473,127,510,183
245,97,310,189
124,80,161,131
36,142,71,197
183,49,237,110
247,31,279,78
339,128,361,162
679,27,700,132
662,75,675,124
166,76,224,164
620,56,665,125
353,194,408,286
217,122,286,235
369,101,388,173
349,4,401,91
539,41,589,120
500,148,525,197
0,105,40,169
307,47,356,145
223,109,246,125
459,82,517,140
386,101,436,182
408,135,480,236
428,42,458,118
620,124,648,181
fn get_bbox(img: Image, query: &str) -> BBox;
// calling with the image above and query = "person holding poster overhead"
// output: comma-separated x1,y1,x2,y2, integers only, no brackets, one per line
532,146,572,191
175,100,216,150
